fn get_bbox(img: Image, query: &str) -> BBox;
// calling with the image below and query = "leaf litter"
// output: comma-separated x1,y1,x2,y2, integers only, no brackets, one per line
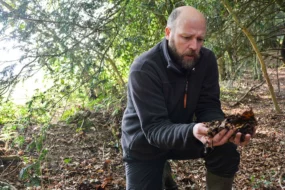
1,68,285,189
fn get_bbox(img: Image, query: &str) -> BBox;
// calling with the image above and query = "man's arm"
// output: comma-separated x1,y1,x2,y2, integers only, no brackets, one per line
193,51,253,147
195,51,224,122
128,67,202,150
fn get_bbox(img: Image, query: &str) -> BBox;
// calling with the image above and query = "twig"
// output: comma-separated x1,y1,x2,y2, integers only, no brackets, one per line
0,57,38,95
102,142,105,161
279,172,285,189
0,155,21,162
0,159,21,177
80,118,85,129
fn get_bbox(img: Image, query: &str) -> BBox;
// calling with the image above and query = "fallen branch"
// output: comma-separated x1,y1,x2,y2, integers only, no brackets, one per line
0,161,22,178
0,155,21,162
230,81,266,107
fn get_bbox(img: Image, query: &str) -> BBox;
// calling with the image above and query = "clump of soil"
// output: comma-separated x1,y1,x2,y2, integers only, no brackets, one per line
204,108,257,142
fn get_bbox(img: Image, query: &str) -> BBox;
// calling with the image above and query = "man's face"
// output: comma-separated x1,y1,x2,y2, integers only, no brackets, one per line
165,18,206,69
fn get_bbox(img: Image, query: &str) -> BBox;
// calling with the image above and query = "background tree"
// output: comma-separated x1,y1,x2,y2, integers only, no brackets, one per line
1,0,284,113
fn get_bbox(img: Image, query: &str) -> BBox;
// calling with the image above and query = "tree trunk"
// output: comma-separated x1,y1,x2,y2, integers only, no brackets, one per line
275,0,285,65
222,0,281,113
93,49,125,87
217,56,226,81
105,56,126,86
226,49,234,79
281,35,285,64
254,55,262,80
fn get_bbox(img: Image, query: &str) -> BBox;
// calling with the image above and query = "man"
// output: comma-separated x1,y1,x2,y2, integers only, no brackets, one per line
121,6,252,190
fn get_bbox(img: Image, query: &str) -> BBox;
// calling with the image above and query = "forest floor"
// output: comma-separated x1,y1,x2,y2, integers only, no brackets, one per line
1,67,285,190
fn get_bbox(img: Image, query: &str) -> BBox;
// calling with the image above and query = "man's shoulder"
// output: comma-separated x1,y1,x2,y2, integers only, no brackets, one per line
131,41,164,71
199,47,217,65
200,47,215,56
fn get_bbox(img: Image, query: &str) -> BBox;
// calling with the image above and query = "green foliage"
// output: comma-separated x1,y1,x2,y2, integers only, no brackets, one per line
0,99,52,187
2,0,282,109
63,157,72,164
12,135,25,148
19,131,49,187
60,107,78,122
0,101,29,124
0,111,28,149
19,162,41,180
220,85,239,102
19,162,43,187
0,125,18,142
250,171,278,189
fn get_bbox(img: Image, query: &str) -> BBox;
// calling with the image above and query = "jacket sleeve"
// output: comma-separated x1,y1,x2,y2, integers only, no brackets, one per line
195,51,225,122
128,66,203,150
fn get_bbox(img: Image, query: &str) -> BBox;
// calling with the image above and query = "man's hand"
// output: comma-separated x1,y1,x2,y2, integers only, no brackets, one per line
229,131,253,147
193,123,253,147
229,125,257,146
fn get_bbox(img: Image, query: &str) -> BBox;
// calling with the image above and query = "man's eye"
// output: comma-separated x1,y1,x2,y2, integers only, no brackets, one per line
183,36,191,40
198,38,205,42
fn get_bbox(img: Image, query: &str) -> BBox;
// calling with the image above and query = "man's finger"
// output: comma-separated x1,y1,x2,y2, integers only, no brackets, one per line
233,132,242,145
219,129,235,143
213,129,234,146
240,134,251,146
252,127,257,137
215,129,228,139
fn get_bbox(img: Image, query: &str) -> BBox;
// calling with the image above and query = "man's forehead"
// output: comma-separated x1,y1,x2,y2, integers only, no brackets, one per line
177,16,206,26
175,21,206,36
177,30,206,38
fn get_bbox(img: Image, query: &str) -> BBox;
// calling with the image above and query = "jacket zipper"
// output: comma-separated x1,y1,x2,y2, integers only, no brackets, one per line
183,80,188,108
183,72,190,108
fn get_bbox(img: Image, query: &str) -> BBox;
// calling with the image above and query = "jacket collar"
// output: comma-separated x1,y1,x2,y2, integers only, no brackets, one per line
161,38,183,74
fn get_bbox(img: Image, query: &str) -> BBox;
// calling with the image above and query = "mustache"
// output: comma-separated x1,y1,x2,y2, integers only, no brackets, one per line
184,52,199,57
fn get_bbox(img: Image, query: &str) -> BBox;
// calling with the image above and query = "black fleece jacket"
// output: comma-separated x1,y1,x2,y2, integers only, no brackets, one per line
121,38,224,161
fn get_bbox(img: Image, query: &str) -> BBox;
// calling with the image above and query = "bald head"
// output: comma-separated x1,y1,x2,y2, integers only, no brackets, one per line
167,6,206,30
165,6,207,70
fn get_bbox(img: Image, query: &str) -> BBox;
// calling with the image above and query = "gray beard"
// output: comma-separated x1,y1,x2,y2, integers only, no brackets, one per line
181,58,196,70
168,41,199,70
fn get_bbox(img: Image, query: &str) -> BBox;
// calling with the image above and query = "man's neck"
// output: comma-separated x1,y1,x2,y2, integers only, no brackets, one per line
166,44,187,72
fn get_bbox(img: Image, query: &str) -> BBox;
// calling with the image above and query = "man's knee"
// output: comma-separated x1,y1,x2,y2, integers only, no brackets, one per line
125,160,165,189
204,143,240,177
163,161,178,190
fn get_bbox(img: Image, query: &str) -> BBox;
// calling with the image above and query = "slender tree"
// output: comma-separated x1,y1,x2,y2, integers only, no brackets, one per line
222,0,281,113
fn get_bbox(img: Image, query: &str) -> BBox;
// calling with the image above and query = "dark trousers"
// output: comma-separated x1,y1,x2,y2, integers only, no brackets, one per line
125,143,239,190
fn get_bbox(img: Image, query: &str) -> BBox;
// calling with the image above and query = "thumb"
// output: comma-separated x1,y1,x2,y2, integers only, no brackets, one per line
193,123,208,135
193,123,208,144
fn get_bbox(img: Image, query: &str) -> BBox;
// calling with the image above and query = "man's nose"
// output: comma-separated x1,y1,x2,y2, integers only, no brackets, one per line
188,39,198,51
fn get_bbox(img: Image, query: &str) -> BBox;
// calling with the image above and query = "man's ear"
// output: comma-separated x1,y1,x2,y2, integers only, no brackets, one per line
165,27,171,40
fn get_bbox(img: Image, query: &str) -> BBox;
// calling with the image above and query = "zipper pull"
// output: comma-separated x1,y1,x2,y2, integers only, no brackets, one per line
184,80,188,108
